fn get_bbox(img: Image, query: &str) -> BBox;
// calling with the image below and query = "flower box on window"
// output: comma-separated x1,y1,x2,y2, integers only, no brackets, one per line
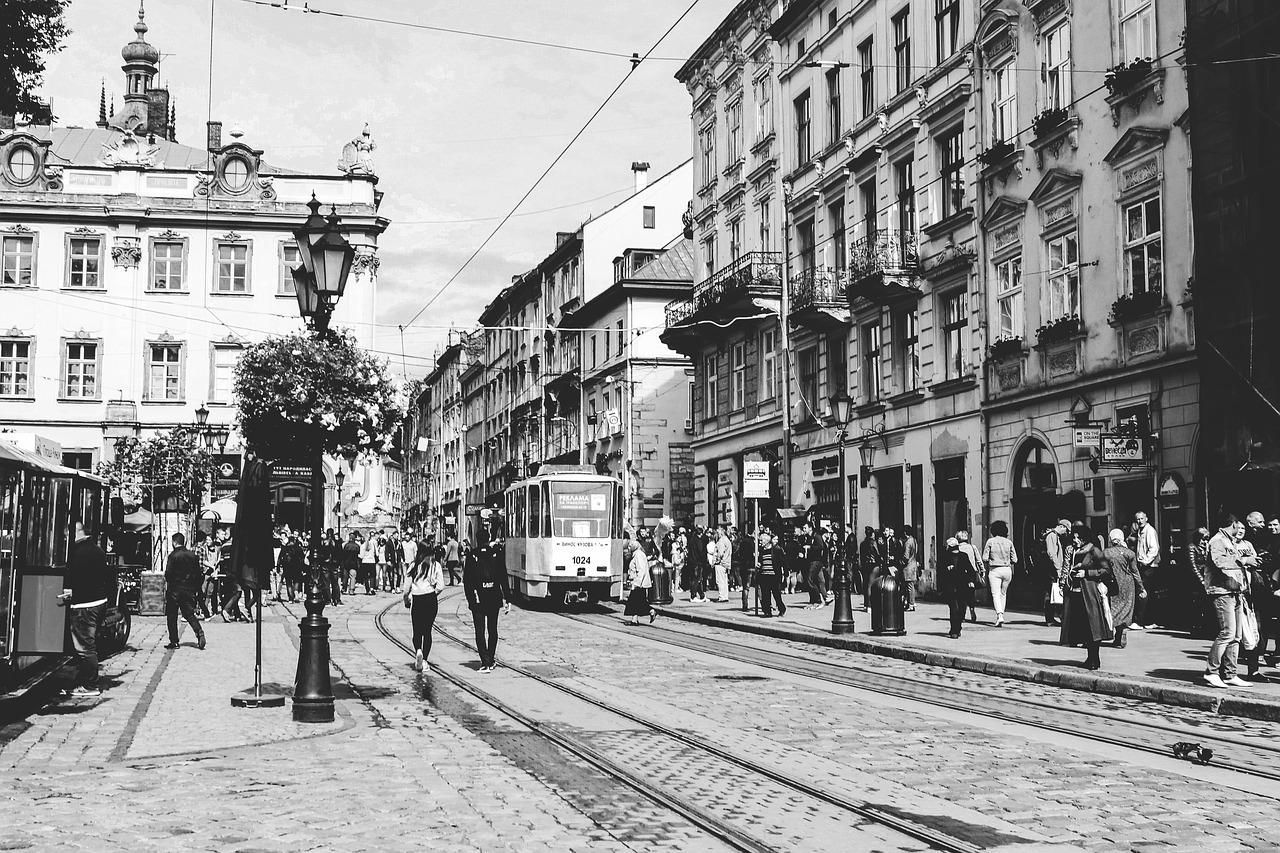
1104,58,1154,96
978,139,1017,168
987,336,1024,362
1032,108,1070,141
1109,289,1164,324
1036,314,1082,346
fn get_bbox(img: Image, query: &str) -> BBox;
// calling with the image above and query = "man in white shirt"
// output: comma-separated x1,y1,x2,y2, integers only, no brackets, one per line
1132,511,1160,629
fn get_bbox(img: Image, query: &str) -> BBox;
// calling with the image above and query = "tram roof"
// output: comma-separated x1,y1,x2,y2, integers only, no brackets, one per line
0,440,105,481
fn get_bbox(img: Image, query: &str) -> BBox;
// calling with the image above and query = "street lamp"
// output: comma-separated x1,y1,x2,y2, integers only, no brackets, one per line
335,467,345,541
288,195,356,724
828,390,856,634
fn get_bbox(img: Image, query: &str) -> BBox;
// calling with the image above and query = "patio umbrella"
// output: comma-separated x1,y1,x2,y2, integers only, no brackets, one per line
201,497,238,524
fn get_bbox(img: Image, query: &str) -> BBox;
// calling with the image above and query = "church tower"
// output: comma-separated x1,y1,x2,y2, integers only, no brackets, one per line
106,1,174,140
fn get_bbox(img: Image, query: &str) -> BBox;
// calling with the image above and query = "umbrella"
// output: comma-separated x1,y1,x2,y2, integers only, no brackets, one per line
122,507,153,532
201,497,238,524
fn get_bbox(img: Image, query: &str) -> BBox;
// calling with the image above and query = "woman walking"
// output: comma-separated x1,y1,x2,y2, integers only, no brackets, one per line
463,538,510,672
981,521,1018,627
622,538,656,625
1103,528,1144,649
402,545,445,671
1060,523,1115,670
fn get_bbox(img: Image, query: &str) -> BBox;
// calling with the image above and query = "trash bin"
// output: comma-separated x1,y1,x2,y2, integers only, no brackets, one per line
649,560,673,606
870,571,905,635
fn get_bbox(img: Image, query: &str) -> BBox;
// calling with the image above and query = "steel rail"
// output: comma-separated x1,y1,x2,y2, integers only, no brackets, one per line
375,597,985,853
561,611,1280,785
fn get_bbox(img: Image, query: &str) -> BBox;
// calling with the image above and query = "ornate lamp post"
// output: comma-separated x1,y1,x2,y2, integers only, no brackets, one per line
289,195,355,723
191,404,230,505
828,389,856,634
335,467,345,541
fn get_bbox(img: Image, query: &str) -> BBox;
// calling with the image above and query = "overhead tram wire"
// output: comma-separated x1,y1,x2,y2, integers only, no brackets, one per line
398,0,707,331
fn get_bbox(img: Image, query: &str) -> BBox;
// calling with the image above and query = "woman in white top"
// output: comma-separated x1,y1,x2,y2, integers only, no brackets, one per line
402,545,445,671
359,534,379,595
981,520,1018,627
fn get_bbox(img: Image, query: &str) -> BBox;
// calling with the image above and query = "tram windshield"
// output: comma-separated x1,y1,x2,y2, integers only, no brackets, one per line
548,481,614,539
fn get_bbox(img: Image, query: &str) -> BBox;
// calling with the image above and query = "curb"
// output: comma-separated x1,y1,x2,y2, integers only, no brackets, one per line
655,606,1280,723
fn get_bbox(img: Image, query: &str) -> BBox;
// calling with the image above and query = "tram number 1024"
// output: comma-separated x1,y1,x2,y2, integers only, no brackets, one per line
571,556,592,566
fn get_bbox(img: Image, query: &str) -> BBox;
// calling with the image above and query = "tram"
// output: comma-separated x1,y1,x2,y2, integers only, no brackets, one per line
0,440,122,695
502,465,624,605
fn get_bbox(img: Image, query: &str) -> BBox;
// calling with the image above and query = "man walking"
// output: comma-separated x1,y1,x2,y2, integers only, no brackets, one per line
802,521,830,608
164,532,206,650
1204,513,1256,688
901,526,920,612
754,528,786,618
444,532,462,586
712,526,732,603
858,526,879,611
1042,519,1070,626
61,521,112,697
1131,511,1160,629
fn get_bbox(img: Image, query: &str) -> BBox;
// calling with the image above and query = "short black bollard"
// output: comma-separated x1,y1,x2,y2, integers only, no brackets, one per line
870,571,906,636
292,586,334,723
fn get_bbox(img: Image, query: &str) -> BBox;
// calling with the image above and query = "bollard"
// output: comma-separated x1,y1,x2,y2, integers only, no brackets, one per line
870,571,906,636
292,590,335,723
649,560,673,606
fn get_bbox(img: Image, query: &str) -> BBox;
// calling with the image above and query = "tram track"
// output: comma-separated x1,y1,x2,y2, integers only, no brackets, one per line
561,610,1280,788
372,595,1029,853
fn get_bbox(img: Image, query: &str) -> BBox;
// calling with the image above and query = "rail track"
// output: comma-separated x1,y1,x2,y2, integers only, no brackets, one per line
373,595,1024,853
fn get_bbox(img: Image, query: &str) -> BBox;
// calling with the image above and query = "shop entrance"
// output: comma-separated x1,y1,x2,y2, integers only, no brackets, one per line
1008,440,1083,608
1112,477,1153,533
935,458,967,546
875,466,904,532
273,482,309,536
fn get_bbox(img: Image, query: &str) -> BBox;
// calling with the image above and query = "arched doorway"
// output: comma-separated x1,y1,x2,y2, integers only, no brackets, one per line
273,482,310,535
1007,439,1082,607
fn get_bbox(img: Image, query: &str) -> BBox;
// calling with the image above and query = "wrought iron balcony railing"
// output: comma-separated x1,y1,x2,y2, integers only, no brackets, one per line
664,251,783,328
790,267,847,312
848,230,920,282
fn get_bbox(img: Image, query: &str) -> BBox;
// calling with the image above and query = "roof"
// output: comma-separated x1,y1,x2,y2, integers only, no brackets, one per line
632,238,694,282
18,125,301,174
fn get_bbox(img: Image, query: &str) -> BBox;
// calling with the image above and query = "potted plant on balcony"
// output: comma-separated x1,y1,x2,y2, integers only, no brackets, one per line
987,336,1024,362
1104,58,1154,96
1109,289,1164,324
1036,313,1082,346
978,139,1017,168
1032,107,1070,140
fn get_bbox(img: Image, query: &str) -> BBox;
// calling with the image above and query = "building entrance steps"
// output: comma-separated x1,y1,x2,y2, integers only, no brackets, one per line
655,593,1280,722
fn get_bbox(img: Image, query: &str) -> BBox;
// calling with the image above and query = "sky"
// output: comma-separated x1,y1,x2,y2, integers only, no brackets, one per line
42,0,729,376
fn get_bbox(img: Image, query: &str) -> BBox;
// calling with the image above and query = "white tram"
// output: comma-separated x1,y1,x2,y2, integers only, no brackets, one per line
502,466,623,605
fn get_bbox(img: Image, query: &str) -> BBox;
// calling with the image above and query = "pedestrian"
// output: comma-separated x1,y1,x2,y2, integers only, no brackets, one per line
1203,513,1256,688
901,525,920,611
342,532,361,594
1131,511,1160,629
1041,520,1070,626
197,530,219,619
711,526,732,603
754,527,786,618
324,530,344,605
981,520,1018,627
360,532,378,594
843,527,861,596
622,538,656,625
1102,528,1144,649
60,521,112,697
464,537,511,672
671,526,687,593
801,521,830,608
1060,523,1115,670
163,532,206,651
441,532,461,586
278,535,307,603
1244,516,1280,674
402,544,445,671
401,532,418,578
940,538,979,638
218,530,248,622
858,526,879,611
956,530,983,622
685,526,709,602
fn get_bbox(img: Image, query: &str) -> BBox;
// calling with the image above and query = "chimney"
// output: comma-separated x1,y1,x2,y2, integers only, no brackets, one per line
556,231,574,247
206,120,222,152
146,88,170,139
0,113,13,132
632,161,650,194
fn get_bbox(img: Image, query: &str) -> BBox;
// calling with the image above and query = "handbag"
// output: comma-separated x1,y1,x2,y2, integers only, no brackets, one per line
1049,583,1064,606
1241,598,1260,650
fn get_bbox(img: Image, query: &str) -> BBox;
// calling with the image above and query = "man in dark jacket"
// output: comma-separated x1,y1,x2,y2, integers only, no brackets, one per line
753,528,787,618
164,532,206,650
61,521,114,696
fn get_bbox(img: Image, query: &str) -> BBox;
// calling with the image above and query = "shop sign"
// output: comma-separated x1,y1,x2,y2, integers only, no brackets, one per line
743,461,770,499
1099,433,1145,465
1072,427,1101,447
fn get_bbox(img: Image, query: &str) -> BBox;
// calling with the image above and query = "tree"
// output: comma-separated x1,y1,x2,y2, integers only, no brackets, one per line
0,0,71,123
96,430,217,512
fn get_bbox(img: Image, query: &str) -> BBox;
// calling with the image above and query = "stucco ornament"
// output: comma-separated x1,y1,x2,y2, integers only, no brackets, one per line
338,124,377,176
99,129,162,167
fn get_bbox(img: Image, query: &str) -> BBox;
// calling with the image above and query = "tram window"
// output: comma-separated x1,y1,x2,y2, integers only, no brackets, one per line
528,485,540,539
0,470,18,659
549,481,612,538
541,483,552,537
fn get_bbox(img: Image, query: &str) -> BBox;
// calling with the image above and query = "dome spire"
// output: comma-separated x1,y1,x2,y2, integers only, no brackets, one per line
135,1,148,41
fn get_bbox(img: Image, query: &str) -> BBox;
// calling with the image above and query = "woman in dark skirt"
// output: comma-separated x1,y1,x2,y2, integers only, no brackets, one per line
1060,523,1115,669
623,538,655,625
1103,528,1144,649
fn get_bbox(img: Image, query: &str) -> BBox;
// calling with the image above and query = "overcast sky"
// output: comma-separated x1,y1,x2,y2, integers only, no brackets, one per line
43,0,725,376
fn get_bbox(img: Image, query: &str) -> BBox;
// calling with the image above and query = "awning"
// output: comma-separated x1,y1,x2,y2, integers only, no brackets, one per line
200,497,238,524
122,508,153,532
776,507,806,519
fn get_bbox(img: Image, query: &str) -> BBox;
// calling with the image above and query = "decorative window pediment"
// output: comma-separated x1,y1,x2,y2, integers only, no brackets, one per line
197,142,276,200
981,195,1028,231
0,132,61,191
1028,167,1082,205
1103,125,1169,167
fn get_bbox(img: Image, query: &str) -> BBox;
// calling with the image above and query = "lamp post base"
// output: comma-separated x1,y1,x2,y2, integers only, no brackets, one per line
292,590,335,724
830,562,857,635
231,692,286,708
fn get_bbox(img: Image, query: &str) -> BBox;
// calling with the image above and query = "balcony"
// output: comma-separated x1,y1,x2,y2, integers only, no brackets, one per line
661,251,783,354
847,230,922,305
789,267,850,331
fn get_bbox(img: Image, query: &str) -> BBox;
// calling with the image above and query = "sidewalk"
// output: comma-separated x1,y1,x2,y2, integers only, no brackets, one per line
655,591,1280,722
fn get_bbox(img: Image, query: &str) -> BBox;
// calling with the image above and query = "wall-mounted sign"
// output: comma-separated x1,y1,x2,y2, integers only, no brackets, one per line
743,461,770,499
1073,427,1101,447
1100,433,1145,465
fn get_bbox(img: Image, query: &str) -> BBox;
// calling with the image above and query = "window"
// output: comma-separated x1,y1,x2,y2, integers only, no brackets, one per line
754,75,774,141
861,322,882,401
896,310,920,392
2,235,35,287
826,68,842,143
796,37,806,58
895,158,915,235
604,327,611,360
761,328,778,401
991,60,1016,142
829,201,846,272
1124,196,1162,295
829,8,838,30
728,100,743,163
66,236,102,289
1046,233,1080,320
223,157,250,191
828,330,848,395
996,257,1023,338
799,347,819,417
147,342,184,401
1044,23,1072,111
214,241,250,293
942,291,966,379
616,320,624,356
859,38,875,119
702,235,716,280
152,239,186,290
794,90,812,165
758,198,773,249
1119,0,1154,64
860,179,878,239
797,219,816,273
643,206,656,229
935,0,960,63
0,340,31,397
7,147,37,183
893,9,912,94
63,341,99,399
699,126,716,187
731,342,746,410
729,218,743,263
939,130,964,219
590,335,598,369
278,241,300,294
704,354,719,418
62,451,94,471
